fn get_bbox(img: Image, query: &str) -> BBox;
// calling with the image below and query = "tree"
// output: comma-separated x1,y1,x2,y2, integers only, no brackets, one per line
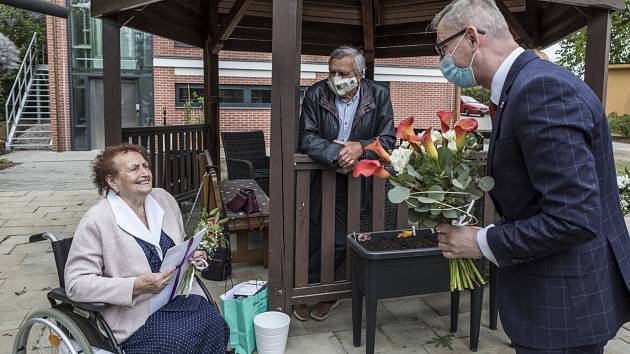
461,87,491,107
0,5,46,121
556,0,630,76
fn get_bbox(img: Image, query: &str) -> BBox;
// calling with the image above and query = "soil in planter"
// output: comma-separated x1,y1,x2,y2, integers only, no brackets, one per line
360,233,438,252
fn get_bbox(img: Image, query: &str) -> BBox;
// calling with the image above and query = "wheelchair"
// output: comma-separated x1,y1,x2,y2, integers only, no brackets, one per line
13,232,220,354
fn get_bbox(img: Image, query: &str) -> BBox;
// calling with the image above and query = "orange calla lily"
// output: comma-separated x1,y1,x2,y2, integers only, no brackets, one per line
365,137,390,162
438,111,455,133
453,118,478,150
418,128,439,160
397,116,421,150
352,160,391,179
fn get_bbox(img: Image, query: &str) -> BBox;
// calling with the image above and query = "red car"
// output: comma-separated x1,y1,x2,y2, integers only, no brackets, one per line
460,96,489,116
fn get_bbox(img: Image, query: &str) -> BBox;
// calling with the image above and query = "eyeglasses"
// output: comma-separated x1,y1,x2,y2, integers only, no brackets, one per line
435,28,486,58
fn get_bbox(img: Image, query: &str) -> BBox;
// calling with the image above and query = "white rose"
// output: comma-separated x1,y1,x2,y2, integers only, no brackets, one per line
390,147,413,173
442,130,457,152
432,130,443,145
618,176,630,188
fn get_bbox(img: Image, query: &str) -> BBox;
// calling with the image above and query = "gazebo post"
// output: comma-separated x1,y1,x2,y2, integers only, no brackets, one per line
204,0,221,170
102,16,122,146
584,8,612,105
269,0,303,313
361,0,375,80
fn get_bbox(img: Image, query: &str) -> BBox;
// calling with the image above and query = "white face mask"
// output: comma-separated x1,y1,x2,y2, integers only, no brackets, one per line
328,75,359,97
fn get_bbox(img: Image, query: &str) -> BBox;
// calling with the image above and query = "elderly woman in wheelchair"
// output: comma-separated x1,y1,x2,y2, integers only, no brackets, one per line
13,144,229,354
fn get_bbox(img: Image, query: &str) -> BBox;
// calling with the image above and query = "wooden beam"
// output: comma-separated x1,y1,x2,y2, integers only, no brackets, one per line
120,8,205,47
539,0,624,11
270,0,302,313
526,0,543,45
91,0,164,17
204,0,221,171
496,0,534,48
361,0,375,79
584,9,612,103
102,17,122,146
212,0,254,53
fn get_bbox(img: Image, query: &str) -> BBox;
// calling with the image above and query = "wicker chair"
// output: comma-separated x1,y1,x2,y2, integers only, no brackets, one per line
221,131,270,194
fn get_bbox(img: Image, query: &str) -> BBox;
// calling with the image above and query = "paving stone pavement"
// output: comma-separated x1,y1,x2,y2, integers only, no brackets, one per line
1,151,630,353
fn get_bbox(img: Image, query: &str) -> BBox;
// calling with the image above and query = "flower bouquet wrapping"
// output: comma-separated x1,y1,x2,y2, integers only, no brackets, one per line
176,207,229,296
353,112,495,291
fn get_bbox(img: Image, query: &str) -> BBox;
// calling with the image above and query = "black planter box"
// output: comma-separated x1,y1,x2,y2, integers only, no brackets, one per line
347,228,484,353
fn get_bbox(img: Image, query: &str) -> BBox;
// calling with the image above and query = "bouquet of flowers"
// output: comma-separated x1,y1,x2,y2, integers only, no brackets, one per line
353,112,495,291
177,207,229,296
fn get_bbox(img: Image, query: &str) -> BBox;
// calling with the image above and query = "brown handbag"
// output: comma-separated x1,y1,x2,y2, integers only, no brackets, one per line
226,188,260,214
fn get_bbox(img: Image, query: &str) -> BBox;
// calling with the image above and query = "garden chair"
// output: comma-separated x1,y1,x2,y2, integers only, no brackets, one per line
221,131,270,194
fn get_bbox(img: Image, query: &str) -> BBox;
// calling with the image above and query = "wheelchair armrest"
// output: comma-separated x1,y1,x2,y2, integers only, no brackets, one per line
49,287,111,312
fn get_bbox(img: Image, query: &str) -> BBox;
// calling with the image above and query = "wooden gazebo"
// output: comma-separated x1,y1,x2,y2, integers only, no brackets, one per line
91,0,624,313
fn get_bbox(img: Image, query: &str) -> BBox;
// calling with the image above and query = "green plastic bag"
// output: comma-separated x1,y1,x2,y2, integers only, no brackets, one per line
220,281,268,354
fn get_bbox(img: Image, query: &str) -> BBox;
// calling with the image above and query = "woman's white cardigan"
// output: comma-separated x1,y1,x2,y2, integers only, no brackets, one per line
64,188,205,343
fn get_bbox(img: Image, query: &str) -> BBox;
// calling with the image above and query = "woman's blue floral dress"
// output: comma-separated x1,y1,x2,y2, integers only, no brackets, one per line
120,231,229,354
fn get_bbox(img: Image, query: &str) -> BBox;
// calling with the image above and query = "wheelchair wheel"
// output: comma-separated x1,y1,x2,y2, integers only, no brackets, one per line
13,308,94,354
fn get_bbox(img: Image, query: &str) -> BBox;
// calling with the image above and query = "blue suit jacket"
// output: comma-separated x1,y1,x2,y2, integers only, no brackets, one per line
486,50,630,349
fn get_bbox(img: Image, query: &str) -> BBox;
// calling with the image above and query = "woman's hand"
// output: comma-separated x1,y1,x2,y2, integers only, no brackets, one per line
133,269,176,295
189,250,208,270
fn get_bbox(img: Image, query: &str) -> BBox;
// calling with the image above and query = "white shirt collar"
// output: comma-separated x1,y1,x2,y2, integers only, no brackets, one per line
490,47,525,105
107,191,165,258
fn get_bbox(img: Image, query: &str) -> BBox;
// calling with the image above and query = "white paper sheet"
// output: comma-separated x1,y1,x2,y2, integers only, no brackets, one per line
149,228,206,314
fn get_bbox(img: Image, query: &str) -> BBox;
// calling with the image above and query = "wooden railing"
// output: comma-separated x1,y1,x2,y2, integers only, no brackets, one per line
290,153,409,305
286,152,493,306
122,124,209,201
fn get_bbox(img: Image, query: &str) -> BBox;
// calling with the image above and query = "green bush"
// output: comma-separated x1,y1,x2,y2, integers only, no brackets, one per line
608,112,630,137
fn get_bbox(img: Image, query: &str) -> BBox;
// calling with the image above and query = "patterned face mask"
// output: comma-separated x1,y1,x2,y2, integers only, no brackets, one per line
328,75,359,96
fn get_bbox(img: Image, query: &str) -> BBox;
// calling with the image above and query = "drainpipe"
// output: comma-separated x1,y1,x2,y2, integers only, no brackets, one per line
51,15,62,151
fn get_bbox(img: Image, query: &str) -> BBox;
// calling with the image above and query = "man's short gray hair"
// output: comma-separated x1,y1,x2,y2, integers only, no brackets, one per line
431,0,512,41
329,46,366,76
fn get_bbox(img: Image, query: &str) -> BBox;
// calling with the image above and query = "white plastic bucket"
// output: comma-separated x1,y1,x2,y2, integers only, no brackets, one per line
254,311,290,354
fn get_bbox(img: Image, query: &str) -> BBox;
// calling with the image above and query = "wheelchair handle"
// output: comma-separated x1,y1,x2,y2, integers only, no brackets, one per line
29,232,59,243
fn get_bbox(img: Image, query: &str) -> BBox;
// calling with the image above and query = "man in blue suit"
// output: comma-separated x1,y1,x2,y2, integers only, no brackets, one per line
432,1,630,352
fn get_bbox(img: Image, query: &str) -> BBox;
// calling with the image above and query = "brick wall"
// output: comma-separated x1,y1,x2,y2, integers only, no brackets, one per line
46,33,455,151
153,36,456,146
46,0,72,151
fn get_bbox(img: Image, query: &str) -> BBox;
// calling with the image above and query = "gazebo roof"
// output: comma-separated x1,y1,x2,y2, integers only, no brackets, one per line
92,0,624,58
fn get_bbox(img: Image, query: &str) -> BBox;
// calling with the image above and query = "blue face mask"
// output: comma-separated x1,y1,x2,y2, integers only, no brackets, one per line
439,34,478,88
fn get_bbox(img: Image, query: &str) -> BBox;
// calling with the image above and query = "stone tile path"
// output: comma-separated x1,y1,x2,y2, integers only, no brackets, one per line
1,150,630,353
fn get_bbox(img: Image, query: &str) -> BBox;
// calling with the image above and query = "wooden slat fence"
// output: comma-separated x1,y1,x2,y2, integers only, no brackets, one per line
122,124,209,201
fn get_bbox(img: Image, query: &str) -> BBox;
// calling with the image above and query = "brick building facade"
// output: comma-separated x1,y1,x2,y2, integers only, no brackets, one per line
46,16,457,151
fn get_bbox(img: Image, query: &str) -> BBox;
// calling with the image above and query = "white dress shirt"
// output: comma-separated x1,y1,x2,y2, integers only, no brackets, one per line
476,46,525,266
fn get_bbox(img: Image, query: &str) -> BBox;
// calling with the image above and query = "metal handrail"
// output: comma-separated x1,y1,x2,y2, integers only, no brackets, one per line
5,32,41,150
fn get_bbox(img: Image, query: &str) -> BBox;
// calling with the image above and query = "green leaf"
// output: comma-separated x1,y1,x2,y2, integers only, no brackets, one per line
455,164,470,180
422,217,439,228
406,165,422,179
414,204,431,213
388,186,411,204
430,207,442,216
443,209,460,219
468,184,484,199
478,176,496,192
427,185,445,202
417,196,437,204
396,173,416,184
408,210,423,225
452,178,464,190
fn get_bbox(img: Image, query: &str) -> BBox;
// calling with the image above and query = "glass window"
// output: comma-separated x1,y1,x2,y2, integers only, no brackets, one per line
176,84,205,107
220,88,246,104
250,88,271,105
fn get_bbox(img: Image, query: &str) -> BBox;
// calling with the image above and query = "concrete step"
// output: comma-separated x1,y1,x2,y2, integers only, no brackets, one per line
10,144,52,150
